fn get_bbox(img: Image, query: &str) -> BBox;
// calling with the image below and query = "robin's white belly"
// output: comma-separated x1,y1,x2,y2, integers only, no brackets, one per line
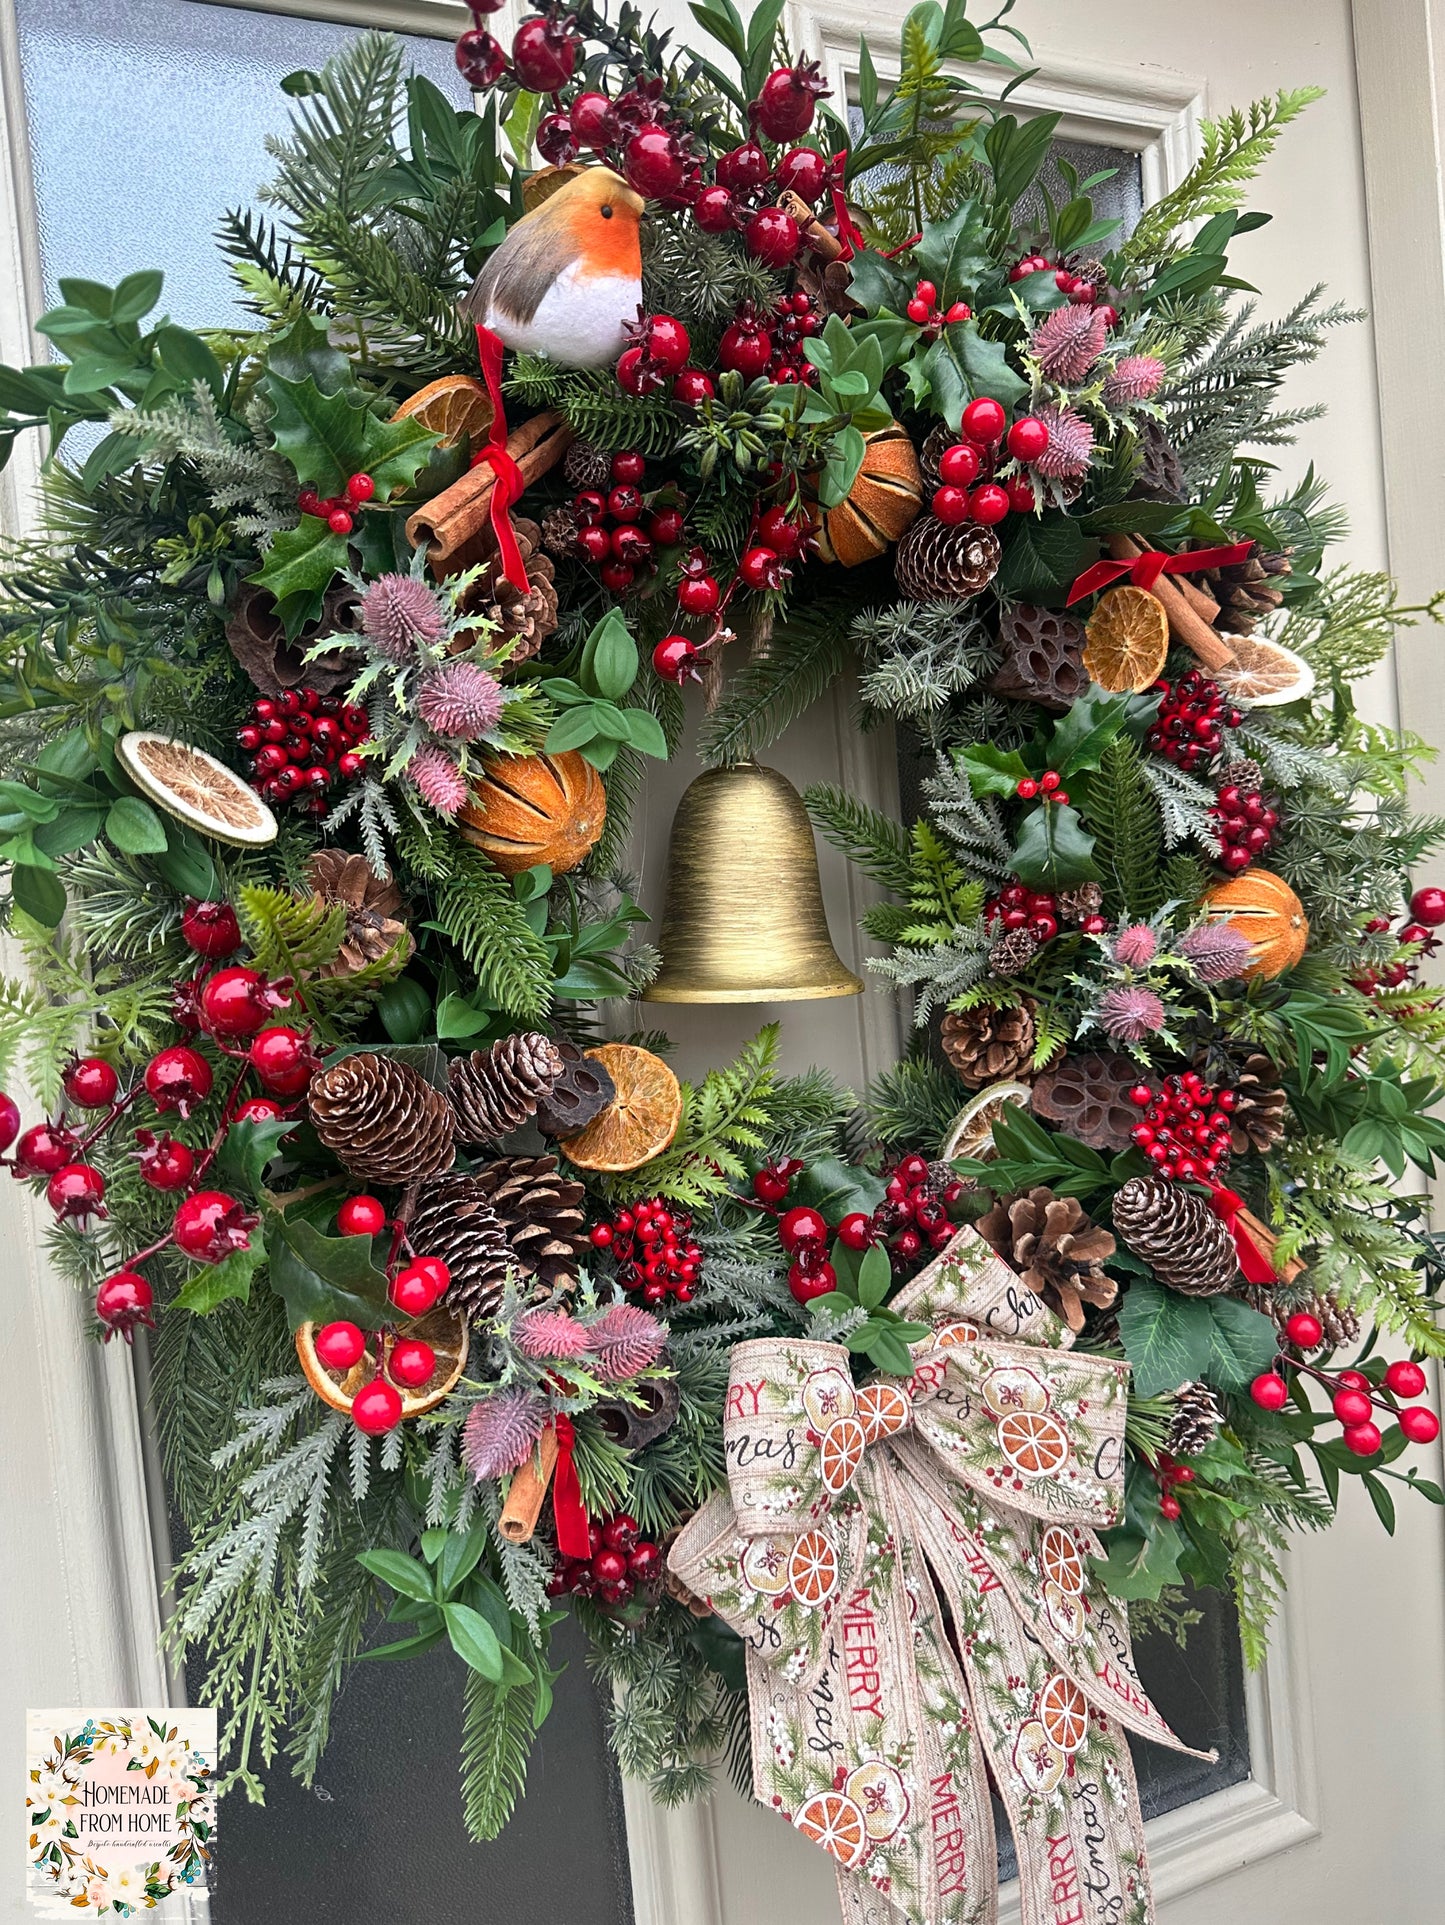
486,262,640,369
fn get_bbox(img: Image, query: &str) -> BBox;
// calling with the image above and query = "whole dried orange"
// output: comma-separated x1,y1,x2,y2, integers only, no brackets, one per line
296,1303,468,1420
1082,585,1170,691
392,374,494,449
557,1043,681,1172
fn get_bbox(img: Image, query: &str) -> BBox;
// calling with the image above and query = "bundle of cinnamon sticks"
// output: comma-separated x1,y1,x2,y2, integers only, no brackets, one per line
1106,532,1239,673
407,409,574,579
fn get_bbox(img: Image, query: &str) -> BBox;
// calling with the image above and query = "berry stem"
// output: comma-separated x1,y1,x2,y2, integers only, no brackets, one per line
74,1084,143,1155
192,1065,257,1185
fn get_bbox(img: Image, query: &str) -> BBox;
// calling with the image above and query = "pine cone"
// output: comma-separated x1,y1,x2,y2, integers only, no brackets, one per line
1057,882,1104,927
308,1053,456,1185
1216,757,1264,793
409,1174,513,1325
1201,545,1291,637
466,1154,589,1293
1271,1290,1360,1349
941,1000,1038,1087
919,422,953,488
224,578,359,699
449,1033,566,1144
894,515,1001,601
457,520,557,661
1166,1380,1223,1457
305,850,413,978
534,1036,616,1137
989,927,1041,977
1131,420,1186,504
541,504,580,555
1032,1051,1141,1151
988,603,1089,712
1192,1045,1289,1154
1112,1176,1238,1296
977,1185,1117,1333
564,440,612,490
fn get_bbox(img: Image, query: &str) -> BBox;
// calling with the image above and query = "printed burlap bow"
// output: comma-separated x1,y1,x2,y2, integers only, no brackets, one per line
669,1226,1211,1925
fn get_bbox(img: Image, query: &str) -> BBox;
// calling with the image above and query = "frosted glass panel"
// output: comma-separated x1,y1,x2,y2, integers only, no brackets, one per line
15,0,468,327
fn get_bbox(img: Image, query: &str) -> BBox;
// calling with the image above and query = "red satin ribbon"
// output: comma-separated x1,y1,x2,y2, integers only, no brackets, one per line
1208,1185,1279,1286
1065,539,1254,608
826,153,864,262
472,323,530,594
550,1414,590,1559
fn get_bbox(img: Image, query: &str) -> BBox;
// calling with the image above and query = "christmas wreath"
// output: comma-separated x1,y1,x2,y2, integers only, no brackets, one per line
3,4,1444,1918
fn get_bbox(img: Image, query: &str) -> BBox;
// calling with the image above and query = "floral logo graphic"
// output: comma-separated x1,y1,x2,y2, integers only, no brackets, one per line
26,1711,215,1916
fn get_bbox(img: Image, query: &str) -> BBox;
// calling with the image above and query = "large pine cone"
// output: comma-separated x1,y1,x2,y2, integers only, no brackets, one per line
1031,1051,1141,1151
1166,1380,1223,1457
408,1175,514,1325
534,1036,616,1137
465,1154,589,1293
977,1185,1117,1333
305,850,413,978
988,604,1089,712
894,515,1000,600
1112,1176,1238,1296
449,1032,565,1144
308,1053,455,1184
941,1000,1038,1087
1201,544,1291,637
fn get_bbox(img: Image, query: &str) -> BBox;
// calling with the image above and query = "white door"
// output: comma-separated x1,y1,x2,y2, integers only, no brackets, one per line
622,2,1445,1922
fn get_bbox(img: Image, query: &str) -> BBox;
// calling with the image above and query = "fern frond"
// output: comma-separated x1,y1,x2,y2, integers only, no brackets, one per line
237,882,347,977
804,784,914,894
622,1024,779,1204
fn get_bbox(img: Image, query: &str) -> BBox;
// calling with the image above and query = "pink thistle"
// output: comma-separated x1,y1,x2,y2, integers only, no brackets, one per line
1102,355,1166,407
1098,985,1167,1043
1179,921,1254,983
1031,405,1094,479
587,1302,668,1382
359,574,449,663
514,1307,592,1360
1030,304,1109,384
1112,923,1158,968
463,1387,546,1480
407,744,470,816
416,660,505,741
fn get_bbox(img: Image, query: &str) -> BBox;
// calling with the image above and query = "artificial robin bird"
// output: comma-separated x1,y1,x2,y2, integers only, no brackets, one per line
463,167,644,369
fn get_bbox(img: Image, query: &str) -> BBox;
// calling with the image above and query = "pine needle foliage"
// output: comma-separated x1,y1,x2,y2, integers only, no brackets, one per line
460,1670,539,1842
803,785,915,895
854,599,999,719
862,1054,960,1149
698,606,853,765
1085,737,1166,921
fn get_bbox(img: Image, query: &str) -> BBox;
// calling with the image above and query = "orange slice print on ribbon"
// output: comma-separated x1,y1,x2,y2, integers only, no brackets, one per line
982,1363,1050,1418
801,1364,857,1432
1011,1719,1067,1796
1040,1525,1087,1598
1038,1673,1089,1754
818,1414,868,1494
1043,1579,1085,1641
794,1790,870,1868
741,1536,792,1597
787,1529,840,1608
844,1761,911,1842
855,1382,911,1445
997,1409,1071,1478
933,1319,981,1349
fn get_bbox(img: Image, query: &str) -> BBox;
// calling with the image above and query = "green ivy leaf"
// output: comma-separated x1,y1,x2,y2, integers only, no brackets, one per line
1119,1279,1212,1397
267,1209,392,1330
1092,1519,1185,1600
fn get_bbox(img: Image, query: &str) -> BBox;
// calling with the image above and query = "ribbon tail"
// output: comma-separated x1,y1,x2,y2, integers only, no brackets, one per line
473,323,531,593
1209,1187,1280,1285
549,1417,590,1559
1064,557,1132,605
829,181,863,261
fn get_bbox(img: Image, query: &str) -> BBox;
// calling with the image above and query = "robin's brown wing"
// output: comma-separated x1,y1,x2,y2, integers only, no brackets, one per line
460,203,578,328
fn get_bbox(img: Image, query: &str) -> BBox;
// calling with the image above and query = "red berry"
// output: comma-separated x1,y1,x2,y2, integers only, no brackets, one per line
1410,885,1445,926
327,508,353,536
389,1338,437,1388
931,484,971,525
1332,1387,1374,1427
577,523,612,564
603,1513,640,1552
47,1162,106,1223
653,634,699,684
627,1541,661,1581
677,573,720,616
757,505,808,555
1005,476,1038,513
616,345,665,396
455,27,506,88
648,507,686,547
607,483,643,523
938,443,981,487
716,140,771,193
391,1265,440,1318
906,297,932,325
1250,1372,1289,1411
746,207,800,267
537,109,578,166
1285,1312,1324,1350
718,320,773,379
1342,1420,1383,1457
95,1270,154,1341
1337,1369,1371,1391
570,91,615,149
1159,1493,1182,1520
625,126,685,199
1400,1404,1440,1444
352,1378,403,1435
837,1211,873,1251
0,1092,19,1153
173,1189,255,1260
969,483,1010,525
775,146,826,201
199,966,275,1039
339,1195,387,1237
673,367,715,407
600,559,635,594
755,60,828,141
693,184,737,232
135,1131,194,1191
15,1122,79,1177
789,1259,837,1303
778,1204,828,1251
1006,416,1050,462
249,1026,316,1098
961,397,1006,443
144,1045,214,1117
739,545,789,592
64,1057,119,1110
181,898,242,958
408,1255,451,1293
590,1222,614,1248
1385,1359,1428,1399
315,1321,366,1370
511,13,578,93
591,1547,628,1585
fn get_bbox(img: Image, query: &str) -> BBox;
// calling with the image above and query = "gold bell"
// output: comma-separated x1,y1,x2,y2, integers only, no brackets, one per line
642,761,864,1003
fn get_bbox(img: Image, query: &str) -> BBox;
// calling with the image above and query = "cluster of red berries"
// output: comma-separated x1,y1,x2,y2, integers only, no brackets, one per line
616,313,708,402
295,469,374,538
1351,885,1445,998
1144,673,1243,774
765,291,824,385
1152,1454,1196,1520
313,1213,453,1435
1251,1340,1439,1457
589,1198,703,1305
904,276,972,335
546,1511,662,1607
572,451,685,595
1128,1072,1238,1183
1211,783,1281,874
847,1152,965,1271
238,687,369,815
1007,252,1119,326
986,882,1102,944
931,399,1049,527
457,8,583,99
1014,767,1070,807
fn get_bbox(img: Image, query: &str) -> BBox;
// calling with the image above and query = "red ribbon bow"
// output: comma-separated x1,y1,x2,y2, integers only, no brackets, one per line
1208,1185,1280,1286
1065,539,1254,607
549,1414,590,1559
472,324,531,595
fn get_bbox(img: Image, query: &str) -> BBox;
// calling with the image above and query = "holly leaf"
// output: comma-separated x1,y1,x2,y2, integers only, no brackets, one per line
214,1116,299,1198
947,322,1029,409
792,1154,887,1220
267,1208,391,1330
173,1241,264,1314
248,517,350,638
1051,688,1157,781
263,363,436,501
1199,1292,1279,1392
1092,1519,1185,1600
1119,1279,1212,1397
912,200,991,304
1010,800,1098,889
266,310,349,392
995,511,1090,599
961,742,1031,798
844,252,911,316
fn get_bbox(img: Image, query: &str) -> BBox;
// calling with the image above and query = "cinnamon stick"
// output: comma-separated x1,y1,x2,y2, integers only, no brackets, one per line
1107,534,1237,673
498,1426,560,1544
1236,1206,1308,1286
776,191,844,263
407,410,574,577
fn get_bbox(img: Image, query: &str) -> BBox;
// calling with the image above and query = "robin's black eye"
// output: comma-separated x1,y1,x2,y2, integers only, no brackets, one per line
601,203,614,218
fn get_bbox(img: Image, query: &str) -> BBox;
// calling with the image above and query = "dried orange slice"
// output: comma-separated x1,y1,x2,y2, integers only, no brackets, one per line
1038,1673,1088,1754
1082,585,1170,692
741,1536,792,1597
802,1364,857,1430
117,731,277,847
787,1528,840,1607
392,373,493,448
558,1044,682,1172
1211,635,1315,707
941,1081,1031,1162
818,1414,868,1494
1011,1719,1066,1795
997,1409,1070,1478
1043,1578,1085,1641
793,1789,869,1867
855,1381,912,1444
844,1761,911,1841
296,1303,468,1420
1040,1525,1086,1597
982,1363,1050,1418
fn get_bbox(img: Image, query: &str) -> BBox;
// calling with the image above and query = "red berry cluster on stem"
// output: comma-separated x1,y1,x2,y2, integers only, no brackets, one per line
1251,1352,1439,1455
1007,251,1119,327
590,1198,702,1304
296,470,374,538
932,399,1049,527
547,1512,662,1607
238,686,369,815
1145,673,1242,774
1212,783,1280,874
573,450,683,597
1128,1071,1237,1183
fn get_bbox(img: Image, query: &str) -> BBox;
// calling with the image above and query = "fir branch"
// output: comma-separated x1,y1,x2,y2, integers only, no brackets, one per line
919,755,1013,884
460,1672,538,1842
853,600,998,720
1085,737,1166,920
698,607,852,766
261,31,405,228
803,784,915,895
862,1055,961,1150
